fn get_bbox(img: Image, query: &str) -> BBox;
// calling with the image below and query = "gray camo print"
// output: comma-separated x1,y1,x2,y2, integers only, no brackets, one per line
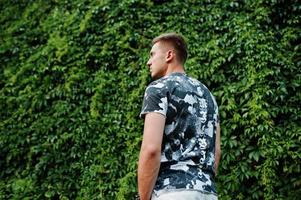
140,73,219,195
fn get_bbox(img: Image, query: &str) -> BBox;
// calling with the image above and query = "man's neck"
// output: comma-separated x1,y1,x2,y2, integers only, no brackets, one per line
165,64,185,76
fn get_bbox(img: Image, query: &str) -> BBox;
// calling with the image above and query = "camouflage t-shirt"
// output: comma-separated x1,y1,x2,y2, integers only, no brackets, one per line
140,72,219,196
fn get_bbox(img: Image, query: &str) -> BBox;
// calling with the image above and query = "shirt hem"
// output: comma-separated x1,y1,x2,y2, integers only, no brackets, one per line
139,111,167,119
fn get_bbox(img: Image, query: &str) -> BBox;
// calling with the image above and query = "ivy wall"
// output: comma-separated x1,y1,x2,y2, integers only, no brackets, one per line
1,0,300,199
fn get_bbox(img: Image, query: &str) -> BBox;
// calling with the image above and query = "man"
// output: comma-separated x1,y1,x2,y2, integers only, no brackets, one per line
138,33,221,200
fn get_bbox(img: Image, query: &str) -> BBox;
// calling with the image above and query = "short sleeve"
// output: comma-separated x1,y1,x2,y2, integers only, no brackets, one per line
211,93,219,124
140,83,168,119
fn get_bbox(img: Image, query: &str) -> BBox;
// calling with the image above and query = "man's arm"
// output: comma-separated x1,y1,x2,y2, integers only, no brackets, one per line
138,112,165,200
214,122,221,175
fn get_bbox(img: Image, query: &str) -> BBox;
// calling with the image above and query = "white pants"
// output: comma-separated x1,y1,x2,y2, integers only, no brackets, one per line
151,190,218,200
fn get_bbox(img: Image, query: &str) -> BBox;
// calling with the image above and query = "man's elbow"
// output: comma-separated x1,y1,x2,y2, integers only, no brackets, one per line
141,145,161,158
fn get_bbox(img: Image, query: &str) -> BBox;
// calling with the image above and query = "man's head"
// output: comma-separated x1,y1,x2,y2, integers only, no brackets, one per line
147,33,188,79
152,33,188,64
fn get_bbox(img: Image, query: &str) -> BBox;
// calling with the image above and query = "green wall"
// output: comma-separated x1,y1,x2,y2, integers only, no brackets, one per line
1,0,300,199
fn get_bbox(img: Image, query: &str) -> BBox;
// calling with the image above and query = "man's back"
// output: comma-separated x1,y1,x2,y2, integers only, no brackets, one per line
140,72,219,196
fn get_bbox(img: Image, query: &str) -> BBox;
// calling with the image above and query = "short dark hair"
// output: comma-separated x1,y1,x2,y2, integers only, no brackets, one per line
152,33,188,64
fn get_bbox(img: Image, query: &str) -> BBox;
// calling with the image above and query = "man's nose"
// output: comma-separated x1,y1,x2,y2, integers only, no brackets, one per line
147,59,151,67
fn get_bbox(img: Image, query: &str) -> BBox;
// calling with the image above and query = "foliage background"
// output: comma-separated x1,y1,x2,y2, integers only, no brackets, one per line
1,0,300,199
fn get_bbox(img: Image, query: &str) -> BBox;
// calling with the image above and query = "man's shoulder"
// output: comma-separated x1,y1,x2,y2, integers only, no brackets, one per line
147,75,175,89
185,75,203,86
147,79,167,90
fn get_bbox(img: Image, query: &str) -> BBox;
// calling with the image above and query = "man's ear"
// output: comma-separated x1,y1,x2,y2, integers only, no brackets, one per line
166,50,174,63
